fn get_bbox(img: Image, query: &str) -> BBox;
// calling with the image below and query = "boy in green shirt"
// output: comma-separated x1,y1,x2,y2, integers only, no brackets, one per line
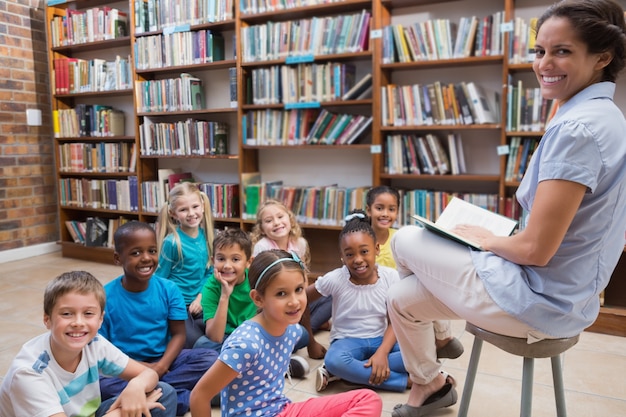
194,228,256,351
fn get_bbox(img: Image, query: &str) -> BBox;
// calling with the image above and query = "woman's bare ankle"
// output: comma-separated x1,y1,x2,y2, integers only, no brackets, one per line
405,373,445,407
435,337,453,350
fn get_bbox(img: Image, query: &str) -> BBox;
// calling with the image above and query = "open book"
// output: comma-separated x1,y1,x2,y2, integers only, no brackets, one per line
411,197,518,251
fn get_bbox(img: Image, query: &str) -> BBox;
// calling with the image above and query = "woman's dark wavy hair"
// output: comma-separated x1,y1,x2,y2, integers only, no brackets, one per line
536,0,626,82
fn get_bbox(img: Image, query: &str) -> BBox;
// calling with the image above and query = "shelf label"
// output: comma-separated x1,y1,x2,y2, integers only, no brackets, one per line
500,21,514,33
285,102,321,110
47,0,67,4
163,24,191,35
286,54,315,64
370,145,382,154
370,29,382,39
497,144,510,155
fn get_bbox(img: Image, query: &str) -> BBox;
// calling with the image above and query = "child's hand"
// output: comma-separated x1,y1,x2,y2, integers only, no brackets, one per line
108,381,164,417
215,269,236,297
189,294,203,315
364,351,390,386
306,340,327,360
142,361,168,378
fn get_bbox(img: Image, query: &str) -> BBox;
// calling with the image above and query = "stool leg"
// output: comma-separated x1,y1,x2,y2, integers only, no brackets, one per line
457,337,483,417
520,357,534,417
551,355,567,417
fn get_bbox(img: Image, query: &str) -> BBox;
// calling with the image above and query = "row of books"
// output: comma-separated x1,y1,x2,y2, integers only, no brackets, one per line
240,0,343,15
249,62,357,105
141,172,238,217
241,109,371,146
58,177,139,212
397,190,500,226
134,0,234,34
508,17,538,64
242,109,314,145
65,216,132,247
139,119,229,156
242,176,370,225
506,81,557,132
53,56,133,95
197,182,240,218
241,10,370,62
52,105,125,138
49,7,128,48
305,110,372,145
58,142,137,174
504,136,539,182
382,12,505,63
385,133,467,176
381,81,498,127
134,30,225,70
135,73,211,113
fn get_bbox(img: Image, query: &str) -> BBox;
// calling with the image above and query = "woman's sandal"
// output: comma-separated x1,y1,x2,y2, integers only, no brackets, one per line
436,337,464,359
391,372,458,417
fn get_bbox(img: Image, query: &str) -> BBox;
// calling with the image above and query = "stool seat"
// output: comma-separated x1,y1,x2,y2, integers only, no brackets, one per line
465,322,579,358
458,323,579,417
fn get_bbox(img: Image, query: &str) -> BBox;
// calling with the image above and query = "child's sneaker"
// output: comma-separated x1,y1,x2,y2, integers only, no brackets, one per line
288,355,310,379
315,363,340,392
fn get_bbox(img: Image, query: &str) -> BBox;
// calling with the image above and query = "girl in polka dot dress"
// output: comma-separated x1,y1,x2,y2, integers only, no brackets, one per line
189,249,382,417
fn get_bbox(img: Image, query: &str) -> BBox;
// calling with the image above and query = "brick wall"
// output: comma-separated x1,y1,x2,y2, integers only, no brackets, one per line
0,1,59,252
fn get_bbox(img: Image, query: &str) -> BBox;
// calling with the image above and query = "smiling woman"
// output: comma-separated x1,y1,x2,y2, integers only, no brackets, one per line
387,1,626,416
532,10,617,105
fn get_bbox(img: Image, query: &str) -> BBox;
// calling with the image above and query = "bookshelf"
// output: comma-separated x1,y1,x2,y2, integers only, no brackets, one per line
47,0,139,260
45,0,626,334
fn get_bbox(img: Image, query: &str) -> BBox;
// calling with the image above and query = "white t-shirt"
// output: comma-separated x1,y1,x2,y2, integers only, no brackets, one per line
0,332,128,417
315,265,400,341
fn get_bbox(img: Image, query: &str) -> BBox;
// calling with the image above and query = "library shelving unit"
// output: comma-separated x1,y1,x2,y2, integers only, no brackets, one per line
45,0,625,335
47,0,139,263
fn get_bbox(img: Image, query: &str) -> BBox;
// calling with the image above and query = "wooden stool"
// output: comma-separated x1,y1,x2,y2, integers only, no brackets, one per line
457,323,579,417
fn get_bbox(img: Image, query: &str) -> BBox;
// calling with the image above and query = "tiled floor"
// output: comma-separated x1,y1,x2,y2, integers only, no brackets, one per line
0,252,624,416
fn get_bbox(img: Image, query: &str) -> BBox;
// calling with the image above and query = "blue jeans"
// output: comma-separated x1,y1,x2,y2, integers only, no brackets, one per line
100,348,218,416
96,381,177,417
185,308,206,349
325,336,408,392
309,295,332,332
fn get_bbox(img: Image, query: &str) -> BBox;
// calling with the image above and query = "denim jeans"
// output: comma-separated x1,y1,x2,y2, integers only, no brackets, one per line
325,336,408,392
96,381,177,417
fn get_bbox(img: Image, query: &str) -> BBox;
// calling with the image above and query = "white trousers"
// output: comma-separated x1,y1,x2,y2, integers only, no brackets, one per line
388,225,549,385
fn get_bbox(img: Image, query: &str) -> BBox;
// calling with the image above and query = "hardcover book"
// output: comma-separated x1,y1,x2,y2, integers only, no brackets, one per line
411,197,518,251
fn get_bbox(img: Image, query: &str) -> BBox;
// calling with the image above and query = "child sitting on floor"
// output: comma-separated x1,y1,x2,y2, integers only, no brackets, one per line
0,270,177,417
99,221,218,416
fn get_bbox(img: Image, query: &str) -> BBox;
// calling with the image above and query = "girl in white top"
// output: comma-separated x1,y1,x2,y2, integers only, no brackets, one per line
306,210,409,393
